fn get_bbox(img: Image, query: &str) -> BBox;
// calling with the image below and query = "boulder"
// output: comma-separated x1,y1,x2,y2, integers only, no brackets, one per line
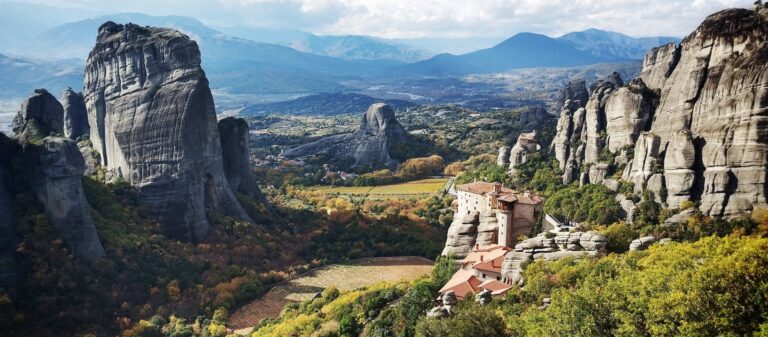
475,289,493,305
84,22,251,241
664,208,696,225
61,88,89,140
629,236,657,251
588,163,610,185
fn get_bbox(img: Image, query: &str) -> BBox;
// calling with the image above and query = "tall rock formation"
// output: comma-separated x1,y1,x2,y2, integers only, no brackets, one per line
625,8,768,216
83,22,250,240
282,103,409,169
555,79,590,113
11,89,64,143
13,90,105,260
61,88,89,140
218,117,269,205
0,134,14,254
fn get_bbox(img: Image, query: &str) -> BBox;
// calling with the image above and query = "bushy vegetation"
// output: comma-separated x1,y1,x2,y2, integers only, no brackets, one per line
543,184,624,225
416,235,768,337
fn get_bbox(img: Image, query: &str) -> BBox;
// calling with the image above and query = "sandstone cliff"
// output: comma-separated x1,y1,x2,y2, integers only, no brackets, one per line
282,103,409,169
83,22,250,240
624,8,768,216
13,90,105,260
551,8,768,219
218,117,269,206
61,88,89,140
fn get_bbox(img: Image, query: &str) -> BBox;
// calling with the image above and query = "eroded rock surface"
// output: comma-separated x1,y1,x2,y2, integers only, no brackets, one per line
61,88,89,140
84,22,250,240
12,89,64,142
441,211,479,258
218,117,269,206
282,103,408,169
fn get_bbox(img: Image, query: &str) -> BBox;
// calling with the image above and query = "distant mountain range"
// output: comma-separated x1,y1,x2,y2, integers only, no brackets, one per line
241,93,418,116
405,32,622,75
0,6,680,103
558,29,680,59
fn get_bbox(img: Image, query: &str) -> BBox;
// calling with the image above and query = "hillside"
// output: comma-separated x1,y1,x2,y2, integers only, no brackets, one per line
241,93,418,116
558,28,680,59
404,32,625,75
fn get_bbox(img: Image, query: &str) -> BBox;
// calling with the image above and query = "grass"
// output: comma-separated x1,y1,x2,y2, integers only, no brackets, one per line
228,257,434,333
311,178,449,197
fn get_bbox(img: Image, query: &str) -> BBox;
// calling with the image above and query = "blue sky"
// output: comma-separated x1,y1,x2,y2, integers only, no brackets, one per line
5,0,756,38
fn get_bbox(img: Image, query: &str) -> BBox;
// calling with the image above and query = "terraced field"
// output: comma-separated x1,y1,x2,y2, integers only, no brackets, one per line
311,178,450,199
228,257,434,334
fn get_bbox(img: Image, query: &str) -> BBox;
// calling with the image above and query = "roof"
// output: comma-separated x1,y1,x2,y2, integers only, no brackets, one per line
473,254,505,274
456,182,542,205
439,269,483,299
461,245,509,265
478,280,513,295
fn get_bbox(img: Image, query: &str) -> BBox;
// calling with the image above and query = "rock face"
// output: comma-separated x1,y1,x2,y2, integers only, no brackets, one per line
83,22,250,240
12,89,64,142
555,79,590,112
282,103,408,169
61,88,89,140
13,92,105,260
441,211,479,258
0,135,14,253
629,236,657,251
639,43,680,90
218,117,269,205
507,132,540,174
502,231,606,284
626,9,768,216
29,138,106,260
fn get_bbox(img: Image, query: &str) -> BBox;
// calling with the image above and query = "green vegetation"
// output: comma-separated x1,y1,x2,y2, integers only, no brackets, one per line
413,235,768,337
543,184,624,225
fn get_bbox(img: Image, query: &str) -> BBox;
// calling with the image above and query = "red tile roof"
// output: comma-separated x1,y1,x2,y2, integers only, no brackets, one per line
439,269,483,299
478,279,513,295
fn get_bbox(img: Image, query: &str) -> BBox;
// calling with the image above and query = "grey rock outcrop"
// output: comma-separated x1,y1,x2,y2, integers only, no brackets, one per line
84,22,250,241
13,91,105,260
441,211,479,258
282,103,408,169
476,211,498,246
29,138,106,260
639,43,680,90
218,117,269,206
625,9,768,217
497,146,511,166
0,135,14,253
604,79,655,153
12,89,64,142
61,88,89,140
475,289,492,305
502,231,606,284
507,132,540,174
555,79,590,112
629,236,656,251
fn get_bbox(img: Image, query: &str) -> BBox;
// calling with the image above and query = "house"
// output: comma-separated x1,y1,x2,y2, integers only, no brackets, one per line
439,245,513,299
454,181,542,247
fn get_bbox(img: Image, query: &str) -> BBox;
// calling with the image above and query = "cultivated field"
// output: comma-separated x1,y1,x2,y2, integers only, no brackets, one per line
228,257,434,333
311,178,450,198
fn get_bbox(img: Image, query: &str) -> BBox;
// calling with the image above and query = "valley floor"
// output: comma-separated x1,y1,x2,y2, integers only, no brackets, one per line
228,256,434,334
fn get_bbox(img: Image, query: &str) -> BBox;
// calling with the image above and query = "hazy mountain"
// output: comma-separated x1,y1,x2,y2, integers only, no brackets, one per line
0,53,82,99
558,28,681,59
216,26,431,62
406,32,623,75
0,2,97,52
241,93,418,116
15,13,398,94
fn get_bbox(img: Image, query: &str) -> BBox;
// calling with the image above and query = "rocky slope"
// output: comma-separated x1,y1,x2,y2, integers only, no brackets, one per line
83,22,251,240
61,87,89,139
282,103,409,169
12,90,105,260
550,7,768,219
218,117,269,205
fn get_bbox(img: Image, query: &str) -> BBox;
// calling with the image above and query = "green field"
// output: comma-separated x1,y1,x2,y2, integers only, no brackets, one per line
311,178,450,197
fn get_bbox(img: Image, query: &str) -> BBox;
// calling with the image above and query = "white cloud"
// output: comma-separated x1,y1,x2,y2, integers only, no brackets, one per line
7,0,756,38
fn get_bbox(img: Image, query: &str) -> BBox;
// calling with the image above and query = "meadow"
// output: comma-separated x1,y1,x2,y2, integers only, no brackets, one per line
310,178,450,199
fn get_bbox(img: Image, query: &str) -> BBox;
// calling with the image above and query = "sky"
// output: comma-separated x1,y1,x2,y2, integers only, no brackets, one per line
5,0,757,39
